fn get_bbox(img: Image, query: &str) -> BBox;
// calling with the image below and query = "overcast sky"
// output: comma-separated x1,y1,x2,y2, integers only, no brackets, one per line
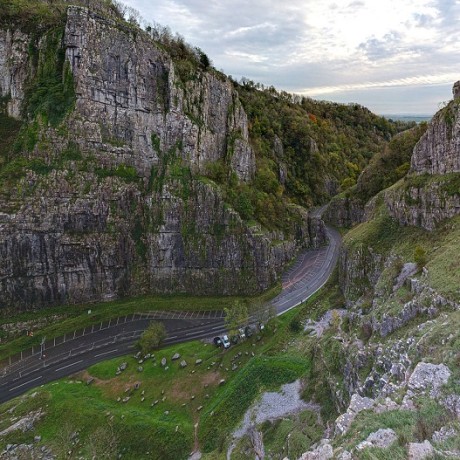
122,0,460,115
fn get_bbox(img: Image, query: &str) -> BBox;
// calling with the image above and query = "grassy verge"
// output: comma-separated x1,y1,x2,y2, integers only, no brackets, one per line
0,283,281,360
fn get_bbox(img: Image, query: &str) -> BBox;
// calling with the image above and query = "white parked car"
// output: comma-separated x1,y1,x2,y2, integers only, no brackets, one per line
221,335,231,348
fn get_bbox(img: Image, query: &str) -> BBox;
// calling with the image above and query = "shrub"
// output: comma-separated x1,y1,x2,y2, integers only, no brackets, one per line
414,245,427,270
289,317,303,333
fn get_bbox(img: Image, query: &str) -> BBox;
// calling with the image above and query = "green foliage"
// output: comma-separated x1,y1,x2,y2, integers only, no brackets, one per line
138,321,167,354
61,142,83,161
353,123,428,203
289,317,303,333
224,301,249,335
199,356,309,452
23,28,76,127
414,245,427,270
235,80,413,207
95,163,138,182
234,188,254,220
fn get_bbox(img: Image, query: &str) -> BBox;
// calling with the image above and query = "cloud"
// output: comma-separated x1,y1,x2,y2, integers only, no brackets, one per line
121,0,460,114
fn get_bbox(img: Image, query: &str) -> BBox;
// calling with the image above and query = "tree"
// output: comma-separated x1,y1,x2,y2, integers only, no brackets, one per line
138,321,166,354
252,301,276,326
224,301,248,336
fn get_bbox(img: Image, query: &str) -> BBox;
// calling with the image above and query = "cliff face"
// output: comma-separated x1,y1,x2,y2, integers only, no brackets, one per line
410,98,460,175
0,6,324,309
64,7,255,182
383,92,460,231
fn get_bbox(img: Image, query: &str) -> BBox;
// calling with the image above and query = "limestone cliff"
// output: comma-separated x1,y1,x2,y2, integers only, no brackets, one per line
0,6,324,309
383,86,460,231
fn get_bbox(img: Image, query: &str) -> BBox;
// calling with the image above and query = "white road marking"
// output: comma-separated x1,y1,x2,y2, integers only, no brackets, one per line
9,375,42,391
94,349,118,358
185,330,204,336
54,360,83,372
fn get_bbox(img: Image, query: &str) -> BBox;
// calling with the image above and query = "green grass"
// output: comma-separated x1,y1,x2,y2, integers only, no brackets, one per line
0,283,281,360
0,314,306,459
199,355,310,452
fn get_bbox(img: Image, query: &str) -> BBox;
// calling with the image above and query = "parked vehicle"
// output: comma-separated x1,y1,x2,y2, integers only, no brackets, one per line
244,326,254,337
221,335,231,348
213,335,231,348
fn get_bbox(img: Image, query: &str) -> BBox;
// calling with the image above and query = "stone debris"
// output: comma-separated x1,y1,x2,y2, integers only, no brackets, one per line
172,353,181,361
195,359,203,365
180,360,187,368
161,358,167,367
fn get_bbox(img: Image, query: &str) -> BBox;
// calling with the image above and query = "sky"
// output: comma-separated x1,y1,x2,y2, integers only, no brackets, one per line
121,0,460,115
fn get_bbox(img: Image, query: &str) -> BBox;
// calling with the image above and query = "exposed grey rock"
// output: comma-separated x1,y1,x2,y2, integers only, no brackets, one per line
179,360,187,368
393,263,418,292
119,362,127,371
408,440,434,459
408,362,451,397
335,394,375,435
195,359,202,365
172,353,181,361
0,6,326,309
432,425,457,443
324,196,364,228
442,394,460,419
161,358,167,367
0,410,44,437
356,428,397,450
298,440,333,460
411,87,460,175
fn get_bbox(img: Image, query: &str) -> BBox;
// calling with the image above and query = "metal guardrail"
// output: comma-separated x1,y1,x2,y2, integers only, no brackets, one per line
0,310,226,374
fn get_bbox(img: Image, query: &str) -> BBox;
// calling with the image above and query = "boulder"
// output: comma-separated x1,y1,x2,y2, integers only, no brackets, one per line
356,428,397,450
408,441,434,459
172,353,181,361
180,360,187,368
408,363,451,397
299,440,333,460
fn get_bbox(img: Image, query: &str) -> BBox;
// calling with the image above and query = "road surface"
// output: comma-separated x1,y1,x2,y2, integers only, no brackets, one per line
0,225,341,404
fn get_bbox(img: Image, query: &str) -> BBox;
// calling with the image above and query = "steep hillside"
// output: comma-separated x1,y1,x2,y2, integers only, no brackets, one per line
0,1,409,310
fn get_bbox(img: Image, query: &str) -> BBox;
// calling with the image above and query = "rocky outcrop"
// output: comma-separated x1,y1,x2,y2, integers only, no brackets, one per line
0,28,29,118
63,6,255,182
323,195,364,228
411,94,460,175
384,177,460,231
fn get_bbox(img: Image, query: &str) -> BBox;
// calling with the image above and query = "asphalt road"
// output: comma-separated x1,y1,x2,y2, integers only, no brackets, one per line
0,224,341,404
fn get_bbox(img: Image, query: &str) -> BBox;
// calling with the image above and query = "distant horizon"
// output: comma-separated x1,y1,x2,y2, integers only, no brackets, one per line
122,0,459,115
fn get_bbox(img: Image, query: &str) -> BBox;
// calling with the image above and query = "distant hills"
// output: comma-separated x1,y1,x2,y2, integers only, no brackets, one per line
382,114,432,123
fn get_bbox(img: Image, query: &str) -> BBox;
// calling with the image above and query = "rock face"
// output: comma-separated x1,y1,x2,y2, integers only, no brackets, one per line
383,178,460,231
64,7,255,182
0,7,326,309
324,195,364,228
411,93,460,175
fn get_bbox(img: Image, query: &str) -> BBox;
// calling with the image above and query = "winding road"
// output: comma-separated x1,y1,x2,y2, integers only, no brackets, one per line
0,225,341,404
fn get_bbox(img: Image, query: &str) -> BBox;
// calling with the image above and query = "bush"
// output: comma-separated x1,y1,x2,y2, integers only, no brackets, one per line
289,317,302,333
414,245,427,270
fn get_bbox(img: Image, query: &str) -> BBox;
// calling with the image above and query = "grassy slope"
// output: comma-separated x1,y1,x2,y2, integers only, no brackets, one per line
0,303,313,459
